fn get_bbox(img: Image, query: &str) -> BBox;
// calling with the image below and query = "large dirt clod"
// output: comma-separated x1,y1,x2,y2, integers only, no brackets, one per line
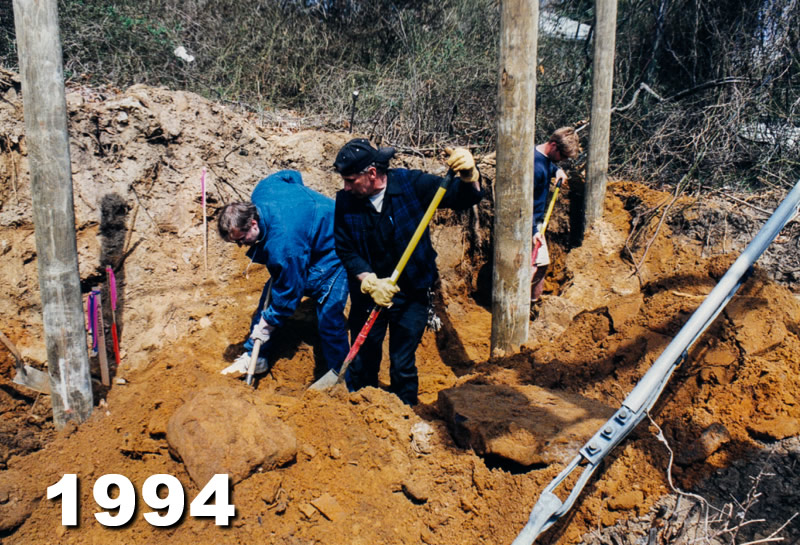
438,383,615,466
166,386,297,486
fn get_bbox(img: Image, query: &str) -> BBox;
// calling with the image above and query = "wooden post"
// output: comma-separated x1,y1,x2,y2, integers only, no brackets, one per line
94,292,110,387
584,0,618,227
491,0,538,355
13,0,93,427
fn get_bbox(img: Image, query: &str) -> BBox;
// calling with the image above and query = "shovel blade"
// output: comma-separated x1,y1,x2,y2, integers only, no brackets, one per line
308,369,340,391
13,365,51,394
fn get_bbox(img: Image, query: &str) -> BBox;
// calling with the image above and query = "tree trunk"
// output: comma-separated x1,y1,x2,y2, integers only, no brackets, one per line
584,0,618,227
13,0,93,428
491,0,538,356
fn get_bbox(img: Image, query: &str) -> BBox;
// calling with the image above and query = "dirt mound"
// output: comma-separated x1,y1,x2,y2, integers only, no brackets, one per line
583,436,800,545
1,73,799,544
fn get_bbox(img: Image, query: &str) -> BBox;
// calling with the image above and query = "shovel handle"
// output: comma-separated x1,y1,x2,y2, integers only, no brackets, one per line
531,178,563,275
245,279,272,387
541,177,563,233
111,323,121,367
246,339,262,387
0,330,24,368
389,171,455,284
335,306,381,385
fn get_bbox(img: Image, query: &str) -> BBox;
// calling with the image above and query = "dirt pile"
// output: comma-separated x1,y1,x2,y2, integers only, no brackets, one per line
1,72,799,544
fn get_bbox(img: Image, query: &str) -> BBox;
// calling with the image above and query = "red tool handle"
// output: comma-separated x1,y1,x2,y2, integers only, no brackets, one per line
335,306,381,384
110,324,121,367
531,238,543,267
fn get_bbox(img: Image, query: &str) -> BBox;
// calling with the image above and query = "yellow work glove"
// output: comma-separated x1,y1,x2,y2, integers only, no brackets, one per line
445,147,479,183
360,273,399,307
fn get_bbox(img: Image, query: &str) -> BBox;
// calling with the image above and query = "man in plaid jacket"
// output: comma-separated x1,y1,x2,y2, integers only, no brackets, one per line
333,138,483,405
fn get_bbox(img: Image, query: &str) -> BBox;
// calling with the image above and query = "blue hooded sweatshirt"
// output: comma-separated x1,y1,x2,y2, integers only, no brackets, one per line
245,170,343,328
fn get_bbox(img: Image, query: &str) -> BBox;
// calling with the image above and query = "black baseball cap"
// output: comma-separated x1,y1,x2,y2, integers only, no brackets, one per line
333,138,396,176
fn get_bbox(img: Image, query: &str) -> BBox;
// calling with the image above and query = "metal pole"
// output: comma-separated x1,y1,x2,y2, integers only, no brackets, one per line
513,179,800,544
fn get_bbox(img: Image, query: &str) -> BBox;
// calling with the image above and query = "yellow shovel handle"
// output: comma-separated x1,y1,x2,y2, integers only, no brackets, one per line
541,177,563,233
389,171,455,284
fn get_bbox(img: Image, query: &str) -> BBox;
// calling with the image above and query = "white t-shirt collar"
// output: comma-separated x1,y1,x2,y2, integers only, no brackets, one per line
369,187,387,213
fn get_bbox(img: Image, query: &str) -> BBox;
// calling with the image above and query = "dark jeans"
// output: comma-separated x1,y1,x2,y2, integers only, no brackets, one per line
244,270,350,373
347,290,428,405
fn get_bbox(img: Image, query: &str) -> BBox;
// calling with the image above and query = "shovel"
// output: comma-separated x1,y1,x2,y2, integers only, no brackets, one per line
2,330,50,394
309,170,456,391
245,278,272,387
531,177,563,276
245,339,262,387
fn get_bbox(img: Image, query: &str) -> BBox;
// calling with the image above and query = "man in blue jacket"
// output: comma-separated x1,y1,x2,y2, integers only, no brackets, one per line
532,127,580,304
217,170,350,379
333,139,483,405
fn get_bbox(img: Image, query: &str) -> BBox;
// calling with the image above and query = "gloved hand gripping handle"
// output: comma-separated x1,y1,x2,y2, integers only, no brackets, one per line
246,278,272,387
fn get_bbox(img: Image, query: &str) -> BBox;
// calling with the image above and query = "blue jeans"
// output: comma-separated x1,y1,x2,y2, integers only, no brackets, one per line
244,270,350,373
346,290,428,405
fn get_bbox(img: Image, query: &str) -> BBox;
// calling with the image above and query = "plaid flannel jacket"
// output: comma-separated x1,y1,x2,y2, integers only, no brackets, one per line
334,168,482,295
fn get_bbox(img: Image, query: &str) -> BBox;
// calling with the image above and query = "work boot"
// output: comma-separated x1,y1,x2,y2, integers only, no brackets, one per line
221,352,268,377
529,298,541,321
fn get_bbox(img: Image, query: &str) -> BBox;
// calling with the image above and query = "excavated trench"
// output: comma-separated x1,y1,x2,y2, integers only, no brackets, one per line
1,70,799,544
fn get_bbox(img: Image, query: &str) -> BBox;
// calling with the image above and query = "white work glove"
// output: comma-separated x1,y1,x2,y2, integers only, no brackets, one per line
250,315,276,343
221,352,268,376
445,147,479,183
360,273,399,307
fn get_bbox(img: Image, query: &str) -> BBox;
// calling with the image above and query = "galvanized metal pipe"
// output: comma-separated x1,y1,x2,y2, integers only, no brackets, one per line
514,178,800,545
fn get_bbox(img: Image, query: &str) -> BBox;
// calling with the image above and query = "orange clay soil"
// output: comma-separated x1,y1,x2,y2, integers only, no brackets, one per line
1,73,799,544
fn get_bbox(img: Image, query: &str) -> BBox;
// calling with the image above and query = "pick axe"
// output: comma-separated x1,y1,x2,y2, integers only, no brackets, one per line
308,170,456,391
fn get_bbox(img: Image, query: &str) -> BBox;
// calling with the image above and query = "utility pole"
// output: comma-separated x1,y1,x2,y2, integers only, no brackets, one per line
13,0,93,427
491,0,537,355
584,0,618,227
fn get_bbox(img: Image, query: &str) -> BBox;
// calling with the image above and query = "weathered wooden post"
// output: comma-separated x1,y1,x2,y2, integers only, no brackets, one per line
491,0,538,355
584,0,618,227
13,0,93,427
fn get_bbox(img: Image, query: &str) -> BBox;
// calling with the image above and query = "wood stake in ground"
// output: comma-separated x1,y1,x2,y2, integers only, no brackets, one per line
202,167,208,275
94,292,110,387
